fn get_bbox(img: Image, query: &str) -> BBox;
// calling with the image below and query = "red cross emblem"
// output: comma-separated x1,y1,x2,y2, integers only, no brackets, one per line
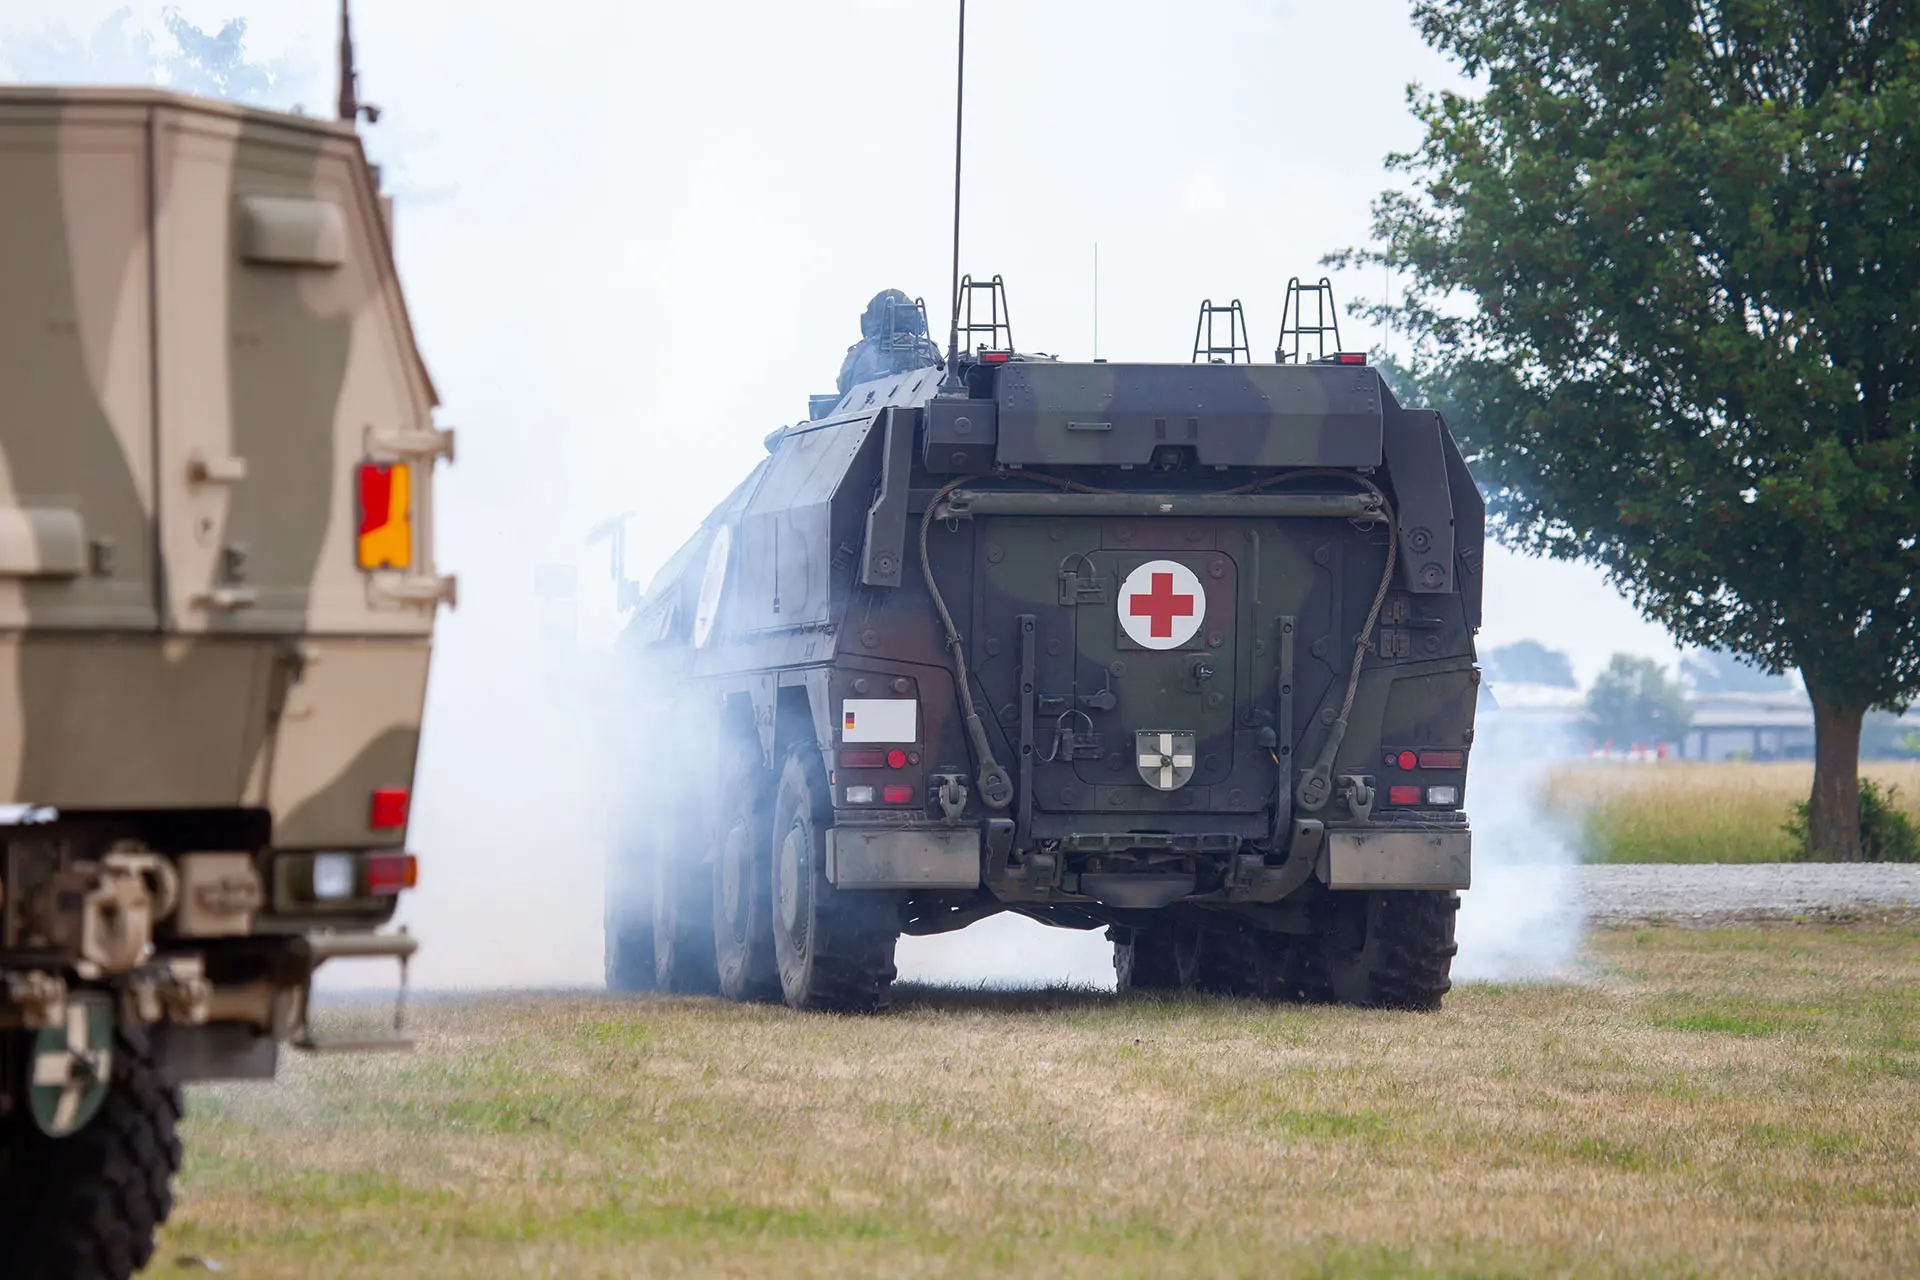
1117,560,1206,650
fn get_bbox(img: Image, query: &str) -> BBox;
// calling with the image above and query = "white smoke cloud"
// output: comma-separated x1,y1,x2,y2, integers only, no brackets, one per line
1450,707,1588,982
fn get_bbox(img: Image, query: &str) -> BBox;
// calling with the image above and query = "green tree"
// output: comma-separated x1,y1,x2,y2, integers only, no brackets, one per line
1483,638,1577,688
0,8,300,109
1343,2,1920,858
158,8,281,105
1583,654,1693,750
1681,648,1797,695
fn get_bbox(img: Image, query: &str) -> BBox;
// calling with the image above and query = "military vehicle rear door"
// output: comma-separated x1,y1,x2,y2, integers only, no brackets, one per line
0,96,160,632
972,516,1244,814
1070,528,1239,804
151,101,448,640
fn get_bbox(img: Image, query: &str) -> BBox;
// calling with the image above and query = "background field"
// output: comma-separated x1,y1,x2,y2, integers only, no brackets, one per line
1541,761,1920,864
156,923,1918,1279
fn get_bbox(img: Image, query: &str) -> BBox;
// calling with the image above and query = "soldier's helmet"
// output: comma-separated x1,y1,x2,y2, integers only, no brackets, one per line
861,288,919,339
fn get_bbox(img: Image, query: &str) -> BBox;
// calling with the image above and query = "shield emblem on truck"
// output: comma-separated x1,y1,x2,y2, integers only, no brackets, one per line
1135,731,1196,791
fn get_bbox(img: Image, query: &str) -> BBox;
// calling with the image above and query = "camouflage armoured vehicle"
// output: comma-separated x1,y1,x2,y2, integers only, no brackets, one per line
0,72,448,1277
607,278,1479,1014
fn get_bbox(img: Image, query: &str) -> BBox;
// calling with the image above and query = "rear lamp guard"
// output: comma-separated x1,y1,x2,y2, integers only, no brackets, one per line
289,928,418,1054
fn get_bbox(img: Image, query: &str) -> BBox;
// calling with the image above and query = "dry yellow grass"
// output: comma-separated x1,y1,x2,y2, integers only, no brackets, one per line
1539,761,1920,862
155,923,1920,1279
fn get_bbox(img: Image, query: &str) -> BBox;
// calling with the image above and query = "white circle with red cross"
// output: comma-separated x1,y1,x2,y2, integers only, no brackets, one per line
1117,559,1207,650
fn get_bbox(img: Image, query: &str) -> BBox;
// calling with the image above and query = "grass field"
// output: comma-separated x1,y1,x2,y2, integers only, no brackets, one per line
155,922,1919,1278
1541,761,1920,864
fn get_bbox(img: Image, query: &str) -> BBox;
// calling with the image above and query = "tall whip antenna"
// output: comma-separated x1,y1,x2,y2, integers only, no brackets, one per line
336,0,359,122
944,0,967,369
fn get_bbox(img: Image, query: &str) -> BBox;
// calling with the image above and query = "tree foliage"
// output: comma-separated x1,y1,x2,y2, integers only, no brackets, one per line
1681,649,1797,694
0,7,299,108
1483,638,1578,688
1583,654,1693,748
1344,0,1920,856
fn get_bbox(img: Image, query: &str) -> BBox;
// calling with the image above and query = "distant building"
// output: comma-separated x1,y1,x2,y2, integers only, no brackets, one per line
1681,690,1814,761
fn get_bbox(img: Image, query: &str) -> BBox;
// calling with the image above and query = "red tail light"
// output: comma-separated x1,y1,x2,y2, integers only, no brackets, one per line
1396,750,1417,771
886,749,908,769
980,351,1012,363
365,852,417,895
1387,785,1421,806
370,787,409,830
882,785,915,804
1418,749,1465,769
840,749,887,769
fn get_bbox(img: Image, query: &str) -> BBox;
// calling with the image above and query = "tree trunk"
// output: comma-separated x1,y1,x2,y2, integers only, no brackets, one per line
1806,693,1864,862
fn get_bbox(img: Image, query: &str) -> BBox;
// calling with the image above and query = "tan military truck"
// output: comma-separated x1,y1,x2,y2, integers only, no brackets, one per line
0,80,450,1279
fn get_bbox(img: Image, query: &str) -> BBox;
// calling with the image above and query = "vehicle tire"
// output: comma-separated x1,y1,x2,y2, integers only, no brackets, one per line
0,1022,182,1280
652,818,720,995
604,851,656,992
769,744,899,1013
1194,924,1290,997
1316,890,1459,1011
712,744,782,1003
1112,914,1203,992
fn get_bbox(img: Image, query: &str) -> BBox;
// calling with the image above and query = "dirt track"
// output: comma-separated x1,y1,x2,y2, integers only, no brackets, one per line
1579,862,1920,924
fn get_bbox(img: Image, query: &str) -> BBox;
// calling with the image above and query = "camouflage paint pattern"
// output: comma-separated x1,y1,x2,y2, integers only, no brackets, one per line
622,344,1481,905
0,87,448,848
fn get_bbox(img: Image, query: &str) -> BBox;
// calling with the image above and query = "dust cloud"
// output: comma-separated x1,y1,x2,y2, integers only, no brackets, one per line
1450,709,1588,982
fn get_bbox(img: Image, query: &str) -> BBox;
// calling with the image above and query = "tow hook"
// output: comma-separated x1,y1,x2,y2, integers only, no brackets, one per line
1339,774,1376,826
933,773,970,825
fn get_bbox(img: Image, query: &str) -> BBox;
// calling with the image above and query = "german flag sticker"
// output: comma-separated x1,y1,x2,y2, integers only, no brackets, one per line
357,462,412,570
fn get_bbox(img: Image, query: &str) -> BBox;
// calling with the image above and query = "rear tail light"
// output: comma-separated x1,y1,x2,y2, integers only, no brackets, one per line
370,787,410,830
312,853,355,900
887,749,908,769
1418,749,1465,769
1388,785,1421,806
882,785,914,804
1427,786,1460,807
845,785,876,804
840,749,887,769
365,852,418,895
1396,751,1417,771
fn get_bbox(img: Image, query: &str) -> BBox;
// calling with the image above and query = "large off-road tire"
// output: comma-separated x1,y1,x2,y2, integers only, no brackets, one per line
604,853,656,992
1194,924,1293,997
1315,890,1460,1011
1112,914,1203,992
713,744,782,1003
769,744,899,1012
0,1022,182,1280
652,829,720,995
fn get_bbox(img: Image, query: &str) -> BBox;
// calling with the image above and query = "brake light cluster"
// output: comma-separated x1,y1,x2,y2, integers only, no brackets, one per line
840,747,919,806
1385,748,1465,808
305,850,419,902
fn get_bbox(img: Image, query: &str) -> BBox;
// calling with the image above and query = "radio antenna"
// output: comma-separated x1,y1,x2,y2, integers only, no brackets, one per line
336,0,359,122
335,1,380,126
944,0,967,371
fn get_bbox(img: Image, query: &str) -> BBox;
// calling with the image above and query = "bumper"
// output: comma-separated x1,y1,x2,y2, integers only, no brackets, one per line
827,826,981,889
1317,827,1471,891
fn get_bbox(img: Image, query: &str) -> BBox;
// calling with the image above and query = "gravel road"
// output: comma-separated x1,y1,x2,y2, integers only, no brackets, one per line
1579,863,1920,925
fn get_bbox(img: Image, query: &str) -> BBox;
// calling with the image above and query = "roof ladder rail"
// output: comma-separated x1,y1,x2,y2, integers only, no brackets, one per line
1275,276,1342,364
1191,298,1253,364
955,273,1013,355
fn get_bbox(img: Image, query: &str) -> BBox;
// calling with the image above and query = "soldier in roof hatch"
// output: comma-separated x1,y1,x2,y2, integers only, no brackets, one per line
836,289,942,395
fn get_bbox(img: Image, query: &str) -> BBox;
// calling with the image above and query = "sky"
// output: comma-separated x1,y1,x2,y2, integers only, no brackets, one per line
3,0,1683,985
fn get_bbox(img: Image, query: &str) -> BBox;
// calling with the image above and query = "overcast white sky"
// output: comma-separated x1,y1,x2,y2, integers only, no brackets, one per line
5,1,1685,984
3,0,1684,680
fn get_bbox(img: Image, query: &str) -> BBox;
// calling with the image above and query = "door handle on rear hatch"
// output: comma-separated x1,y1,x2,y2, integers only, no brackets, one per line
195,587,258,610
